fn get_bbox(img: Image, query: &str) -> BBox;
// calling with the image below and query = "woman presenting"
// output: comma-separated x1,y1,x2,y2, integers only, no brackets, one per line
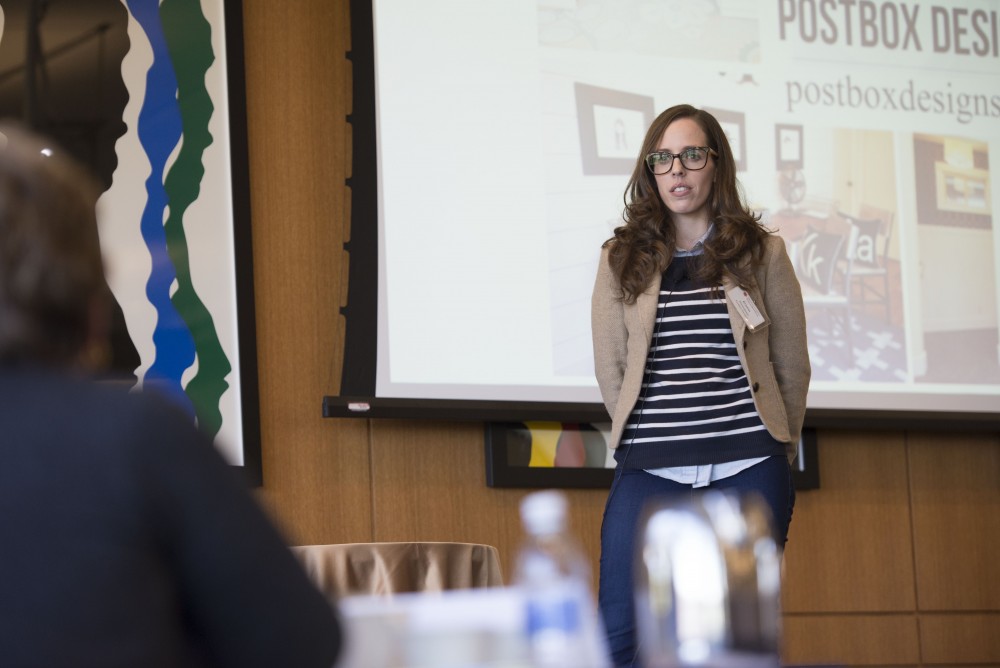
591,104,811,666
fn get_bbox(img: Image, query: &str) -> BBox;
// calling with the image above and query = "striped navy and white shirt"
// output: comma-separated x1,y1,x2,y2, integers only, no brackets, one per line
616,242,785,483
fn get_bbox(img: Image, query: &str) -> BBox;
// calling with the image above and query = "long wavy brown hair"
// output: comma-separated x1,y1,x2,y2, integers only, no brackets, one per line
605,104,770,303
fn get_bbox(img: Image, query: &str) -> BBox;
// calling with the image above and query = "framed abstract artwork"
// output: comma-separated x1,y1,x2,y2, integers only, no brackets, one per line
485,422,820,491
485,421,615,489
0,0,261,483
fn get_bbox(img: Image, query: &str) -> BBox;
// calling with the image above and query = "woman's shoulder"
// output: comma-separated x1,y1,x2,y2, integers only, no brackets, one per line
599,236,621,265
759,229,784,249
736,231,791,288
756,231,789,261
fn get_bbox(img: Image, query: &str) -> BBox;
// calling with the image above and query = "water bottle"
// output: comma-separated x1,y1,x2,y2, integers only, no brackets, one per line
633,491,781,668
513,490,610,668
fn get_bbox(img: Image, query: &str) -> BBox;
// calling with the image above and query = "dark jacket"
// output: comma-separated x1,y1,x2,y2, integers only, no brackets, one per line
0,369,341,668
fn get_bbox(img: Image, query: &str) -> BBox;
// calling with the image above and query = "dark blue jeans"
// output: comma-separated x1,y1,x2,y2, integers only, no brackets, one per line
598,456,795,668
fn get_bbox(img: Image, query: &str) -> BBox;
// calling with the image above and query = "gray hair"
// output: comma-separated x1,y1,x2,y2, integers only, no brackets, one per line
0,123,106,367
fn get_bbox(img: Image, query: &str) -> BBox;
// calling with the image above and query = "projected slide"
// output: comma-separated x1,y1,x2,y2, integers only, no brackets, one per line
371,0,1000,416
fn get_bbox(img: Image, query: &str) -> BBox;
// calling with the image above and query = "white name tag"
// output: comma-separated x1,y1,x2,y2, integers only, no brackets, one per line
726,286,767,331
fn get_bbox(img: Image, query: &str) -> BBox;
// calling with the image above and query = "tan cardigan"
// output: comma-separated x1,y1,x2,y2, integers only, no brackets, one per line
591,234,811,462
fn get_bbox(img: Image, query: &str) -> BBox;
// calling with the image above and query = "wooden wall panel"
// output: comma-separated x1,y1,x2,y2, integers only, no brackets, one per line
919,614,1000,664
368,420,519,547
782,430,916,613
367,419,608,583
908,433,1000,611
782,614,920,666
242,0,372,545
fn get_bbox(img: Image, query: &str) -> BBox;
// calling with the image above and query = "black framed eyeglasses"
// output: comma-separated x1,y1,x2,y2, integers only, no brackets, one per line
645,146,717,174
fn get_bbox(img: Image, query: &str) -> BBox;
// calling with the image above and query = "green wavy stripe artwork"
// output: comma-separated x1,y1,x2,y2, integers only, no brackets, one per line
161,0,231,438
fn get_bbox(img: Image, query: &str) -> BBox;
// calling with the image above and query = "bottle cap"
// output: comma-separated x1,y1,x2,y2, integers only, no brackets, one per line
520,489,568,536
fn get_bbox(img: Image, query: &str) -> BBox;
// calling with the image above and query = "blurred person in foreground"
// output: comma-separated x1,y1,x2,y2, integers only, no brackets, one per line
0,124,341,668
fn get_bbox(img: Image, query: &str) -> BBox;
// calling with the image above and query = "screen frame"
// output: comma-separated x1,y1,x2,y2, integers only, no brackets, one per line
326,0,1000,432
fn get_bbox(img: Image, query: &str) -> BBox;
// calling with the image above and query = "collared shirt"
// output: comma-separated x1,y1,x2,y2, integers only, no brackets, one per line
644,224,768,487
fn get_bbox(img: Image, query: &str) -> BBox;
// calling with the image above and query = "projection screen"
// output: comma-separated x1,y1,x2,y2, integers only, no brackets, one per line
329,0,1000,427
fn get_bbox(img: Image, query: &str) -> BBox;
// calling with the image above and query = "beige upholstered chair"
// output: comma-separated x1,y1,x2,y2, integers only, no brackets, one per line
290,541,504,598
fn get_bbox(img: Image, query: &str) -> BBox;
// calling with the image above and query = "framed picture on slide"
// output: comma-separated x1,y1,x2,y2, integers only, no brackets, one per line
934,162,991,215
574,82,656,176
704,107,747,172
775,123,804,170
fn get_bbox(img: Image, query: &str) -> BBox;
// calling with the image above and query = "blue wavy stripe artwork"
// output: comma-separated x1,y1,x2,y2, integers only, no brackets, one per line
126,0,196,415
